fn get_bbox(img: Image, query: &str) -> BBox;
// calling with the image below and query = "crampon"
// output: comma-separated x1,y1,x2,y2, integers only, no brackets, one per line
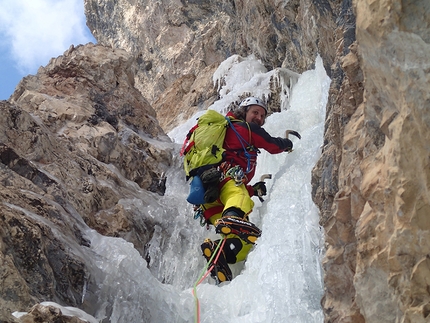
201,239,232,284
214,216,262,244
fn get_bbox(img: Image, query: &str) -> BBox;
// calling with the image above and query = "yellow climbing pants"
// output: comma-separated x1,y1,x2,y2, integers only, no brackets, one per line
203,178,255,263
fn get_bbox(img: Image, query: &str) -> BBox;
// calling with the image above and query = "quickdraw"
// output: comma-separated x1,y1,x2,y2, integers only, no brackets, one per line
193,206,207,227
225,165,246,186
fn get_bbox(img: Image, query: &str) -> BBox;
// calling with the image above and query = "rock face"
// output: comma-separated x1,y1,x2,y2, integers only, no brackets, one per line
312,0,430,322
14,303,90,323
352,1,430,322
1,0,429,322
84,0,346,131
0,44,172,322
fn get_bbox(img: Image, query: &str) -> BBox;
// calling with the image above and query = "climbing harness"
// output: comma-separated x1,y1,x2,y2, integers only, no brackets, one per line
192,237,227,323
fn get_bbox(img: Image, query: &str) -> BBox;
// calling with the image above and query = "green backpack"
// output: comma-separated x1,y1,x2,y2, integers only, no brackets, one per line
180,110,229,179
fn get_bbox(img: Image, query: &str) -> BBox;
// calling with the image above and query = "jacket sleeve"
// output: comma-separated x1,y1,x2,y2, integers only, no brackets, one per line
249,122,293,153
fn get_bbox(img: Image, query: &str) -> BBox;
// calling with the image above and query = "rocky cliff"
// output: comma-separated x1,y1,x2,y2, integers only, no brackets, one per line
84,0,348,132
313,0,430,322
0,44,173,322
1,0,429,322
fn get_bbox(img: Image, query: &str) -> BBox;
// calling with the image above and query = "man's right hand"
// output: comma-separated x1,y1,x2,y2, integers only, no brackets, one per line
252,181,267,197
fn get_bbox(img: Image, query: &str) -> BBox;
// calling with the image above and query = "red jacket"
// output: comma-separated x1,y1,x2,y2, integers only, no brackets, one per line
223,111,293,184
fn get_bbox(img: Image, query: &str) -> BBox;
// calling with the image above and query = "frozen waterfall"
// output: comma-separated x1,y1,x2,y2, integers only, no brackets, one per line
15,55,330,323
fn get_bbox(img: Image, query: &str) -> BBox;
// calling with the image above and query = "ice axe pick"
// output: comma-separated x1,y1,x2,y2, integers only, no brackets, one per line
285,130,301,153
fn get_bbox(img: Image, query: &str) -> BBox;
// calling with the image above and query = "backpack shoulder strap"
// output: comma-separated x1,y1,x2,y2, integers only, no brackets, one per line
225,117,254,173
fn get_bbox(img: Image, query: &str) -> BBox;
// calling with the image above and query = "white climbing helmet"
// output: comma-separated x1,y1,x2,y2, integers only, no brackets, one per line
239,97,268,114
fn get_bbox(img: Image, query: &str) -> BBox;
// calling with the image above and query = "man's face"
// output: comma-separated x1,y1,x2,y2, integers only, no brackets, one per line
245,105,266,126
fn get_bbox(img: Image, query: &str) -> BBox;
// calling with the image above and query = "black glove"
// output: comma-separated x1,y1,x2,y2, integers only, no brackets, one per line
252,181,267,197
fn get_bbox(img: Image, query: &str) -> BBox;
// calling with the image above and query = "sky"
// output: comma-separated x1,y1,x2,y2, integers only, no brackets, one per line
0,0,96,100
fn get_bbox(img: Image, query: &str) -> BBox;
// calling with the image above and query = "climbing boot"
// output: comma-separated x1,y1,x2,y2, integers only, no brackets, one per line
201,239,232,283
214,216,262,244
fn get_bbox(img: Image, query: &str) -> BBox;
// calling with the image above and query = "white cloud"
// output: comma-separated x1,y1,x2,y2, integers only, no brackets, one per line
0,0,95,74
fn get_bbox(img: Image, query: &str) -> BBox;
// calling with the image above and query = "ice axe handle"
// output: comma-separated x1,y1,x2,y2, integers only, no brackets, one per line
257,174,272,202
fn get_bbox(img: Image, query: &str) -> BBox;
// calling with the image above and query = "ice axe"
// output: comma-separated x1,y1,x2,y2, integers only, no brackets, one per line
256,131,300,201
257,173,272,202
285,130,301,153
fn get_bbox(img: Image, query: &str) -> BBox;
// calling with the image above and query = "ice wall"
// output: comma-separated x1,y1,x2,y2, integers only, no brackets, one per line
49,55,329,323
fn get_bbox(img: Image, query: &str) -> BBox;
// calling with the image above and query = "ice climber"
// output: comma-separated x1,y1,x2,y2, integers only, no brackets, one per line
197,96,300,283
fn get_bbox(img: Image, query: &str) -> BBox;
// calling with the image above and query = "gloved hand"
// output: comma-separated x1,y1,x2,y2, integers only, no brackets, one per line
252,181,267,197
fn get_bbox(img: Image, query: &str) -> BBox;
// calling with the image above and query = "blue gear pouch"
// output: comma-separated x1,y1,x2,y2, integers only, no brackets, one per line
186,175,206,205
